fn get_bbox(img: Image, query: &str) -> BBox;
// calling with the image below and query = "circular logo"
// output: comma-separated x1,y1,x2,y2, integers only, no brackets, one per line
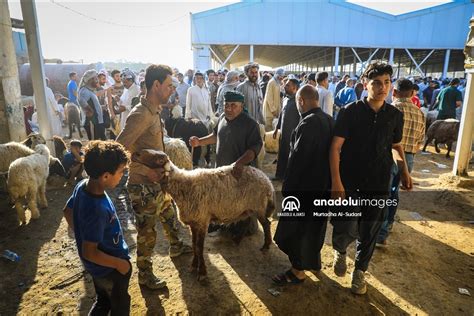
281,196,300,212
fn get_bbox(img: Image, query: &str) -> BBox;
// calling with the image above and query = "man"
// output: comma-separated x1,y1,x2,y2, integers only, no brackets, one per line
334,78,357,108
185,72,215,128
189,91,263,241
328,75,338,96
377,79,425,246
272,84,333,285
176,73,190,116
306,73,317,87
43,78,63,137
334,74,350,97
206,69,219,112
117,69,140,131
273,78,300,180
67,72,78,105
216,70,240,115
237,63,264,124
316,72,334,117
436,78,463,120
263,68,285,131
78,70,106,140
184,69,194,86
108,69,125,139
116,64,192,290
423,81,436,108
217,70,225,84
329,62,412,295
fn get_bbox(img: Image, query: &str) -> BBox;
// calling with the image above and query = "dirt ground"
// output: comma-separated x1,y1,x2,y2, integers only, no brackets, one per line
0,144,473,316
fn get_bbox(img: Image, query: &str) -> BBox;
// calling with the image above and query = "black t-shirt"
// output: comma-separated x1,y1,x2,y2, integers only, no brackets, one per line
334,99,403,193
213,112,263,167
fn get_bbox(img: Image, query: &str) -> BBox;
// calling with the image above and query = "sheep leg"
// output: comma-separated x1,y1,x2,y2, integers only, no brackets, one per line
422,137,431,152
195,228,207,282
257,215,272,251
434,140,440,153
78,124,83,138
68,122,73,139
38,181,48,209
28,188,40,219
14,200,26,225
190,225,198,273
446,142,452,158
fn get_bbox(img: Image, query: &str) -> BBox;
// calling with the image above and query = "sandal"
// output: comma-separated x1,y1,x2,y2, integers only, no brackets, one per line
272,269,305,285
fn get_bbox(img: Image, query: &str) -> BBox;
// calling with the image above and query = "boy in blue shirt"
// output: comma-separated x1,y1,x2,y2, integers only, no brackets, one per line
63,140,131,315
62,140,84,184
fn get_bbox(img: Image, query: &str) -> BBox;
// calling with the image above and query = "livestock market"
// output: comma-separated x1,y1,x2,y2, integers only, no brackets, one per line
0,0,474,315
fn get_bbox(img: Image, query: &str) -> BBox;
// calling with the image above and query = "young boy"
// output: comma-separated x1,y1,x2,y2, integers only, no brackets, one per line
63,140,131,315
62,140,84,184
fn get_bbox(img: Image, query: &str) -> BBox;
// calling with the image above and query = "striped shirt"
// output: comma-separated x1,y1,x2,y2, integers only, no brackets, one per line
393,98,425,154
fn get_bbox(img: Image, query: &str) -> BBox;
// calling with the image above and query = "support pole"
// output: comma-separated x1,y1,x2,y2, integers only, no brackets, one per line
452,69,474,176
20,0,53,147
334,47,340,76
249,45,254,63
442,49,451,79
220,45,240,70
389,48,395,65
0,1,27,142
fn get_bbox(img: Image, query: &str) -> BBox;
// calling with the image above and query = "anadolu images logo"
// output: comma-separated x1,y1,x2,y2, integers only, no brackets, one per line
281,196,300,212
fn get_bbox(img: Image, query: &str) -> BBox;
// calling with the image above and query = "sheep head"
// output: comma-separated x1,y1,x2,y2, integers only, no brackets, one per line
131,149,172,188
21,132,46,148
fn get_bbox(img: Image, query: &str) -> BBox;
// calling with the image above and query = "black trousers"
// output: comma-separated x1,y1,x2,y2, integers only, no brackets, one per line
84,120,106,140
89,265,132,316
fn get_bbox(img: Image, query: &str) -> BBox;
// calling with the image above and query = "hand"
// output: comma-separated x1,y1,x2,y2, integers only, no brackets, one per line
231,162,244,179
116,259,131,275
147,167,166,183
189,136,200,148
272,129,278,140
400,171,413,191
331,181,346,200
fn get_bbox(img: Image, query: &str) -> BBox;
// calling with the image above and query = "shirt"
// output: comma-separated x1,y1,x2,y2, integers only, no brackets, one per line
213,112,263,167
437,86,463,119
185,85,215,127
393,98,425,154
237,79,264,124
335,87,357,107
62,151,84,173
176,82,190,108
119,83,140,130
317,85,334,117
116,97,165,185
67,180,129,277
78,86,104,124
334,99,403,193
67,80,78,103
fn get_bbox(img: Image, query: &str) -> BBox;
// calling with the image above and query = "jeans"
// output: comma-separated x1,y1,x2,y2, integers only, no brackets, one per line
377,153,414,243
89,263,132,316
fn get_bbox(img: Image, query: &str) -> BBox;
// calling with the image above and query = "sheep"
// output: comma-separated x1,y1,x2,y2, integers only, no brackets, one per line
64,102,83,139
7,144,50,224
52,136,67,161
422,119,460,158
131,149,275,282
264,130,280,154
0,142,35,173
164,137,193,170
20,132,46,148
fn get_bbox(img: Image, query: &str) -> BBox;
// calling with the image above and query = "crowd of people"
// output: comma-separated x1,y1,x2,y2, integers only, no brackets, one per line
23,61,465,315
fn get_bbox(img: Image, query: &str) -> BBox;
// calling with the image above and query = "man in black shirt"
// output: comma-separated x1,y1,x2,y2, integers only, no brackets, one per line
272,84,333,285
190,91,263,241
329,62,412,295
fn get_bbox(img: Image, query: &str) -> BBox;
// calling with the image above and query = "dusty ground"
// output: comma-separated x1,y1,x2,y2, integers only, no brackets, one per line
0,144,473,315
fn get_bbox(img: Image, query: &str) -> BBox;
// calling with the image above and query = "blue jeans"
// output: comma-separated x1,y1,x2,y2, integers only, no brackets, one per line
377,153,414,243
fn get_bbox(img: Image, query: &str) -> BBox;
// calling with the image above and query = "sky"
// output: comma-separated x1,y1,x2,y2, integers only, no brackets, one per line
7,0,451,71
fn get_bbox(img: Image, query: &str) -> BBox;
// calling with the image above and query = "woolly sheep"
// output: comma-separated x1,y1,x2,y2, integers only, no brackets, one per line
164,137,193,170
132,149,275,282
8,144,50,224
422,119,460,158
264,130,280,154
0,142,35,173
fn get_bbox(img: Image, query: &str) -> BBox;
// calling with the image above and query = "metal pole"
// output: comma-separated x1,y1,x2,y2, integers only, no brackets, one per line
249,45,254,63
389,48,394,65
0,1,27,142
442,49,451,79
334,47,340,76
452,69,474,176
20,0,53,148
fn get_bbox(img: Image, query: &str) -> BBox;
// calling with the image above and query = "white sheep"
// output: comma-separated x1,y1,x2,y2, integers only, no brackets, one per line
132,149,275,282
7,144,50,224
0,142,35,173
163,137,193,170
